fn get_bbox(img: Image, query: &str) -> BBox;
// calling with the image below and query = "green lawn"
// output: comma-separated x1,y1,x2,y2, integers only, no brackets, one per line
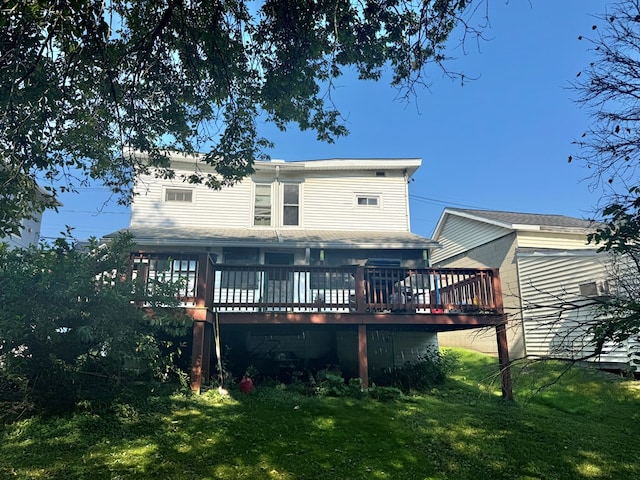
2,349,639,480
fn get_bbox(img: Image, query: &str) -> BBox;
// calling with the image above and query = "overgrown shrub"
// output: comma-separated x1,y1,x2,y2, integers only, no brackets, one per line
0,233,191,416
262,350,458,401
374,348,459,393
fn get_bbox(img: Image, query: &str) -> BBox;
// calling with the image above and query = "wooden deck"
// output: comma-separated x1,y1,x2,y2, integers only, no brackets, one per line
130,253,512,397
131,254,504,318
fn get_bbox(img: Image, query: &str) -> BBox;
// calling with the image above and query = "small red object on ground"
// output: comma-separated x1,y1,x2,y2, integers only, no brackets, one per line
240,376,253,393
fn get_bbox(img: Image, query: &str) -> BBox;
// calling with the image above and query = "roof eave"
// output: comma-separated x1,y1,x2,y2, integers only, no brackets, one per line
129,237,440,250
432,208,513,239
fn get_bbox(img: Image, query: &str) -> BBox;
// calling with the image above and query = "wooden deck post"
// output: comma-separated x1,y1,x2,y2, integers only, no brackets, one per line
355,267,366,313
358,324,369,388
491,269,513,399
190,321,205,394
202,321,212,383
496,323,513,400
190,255,214,394
196,254,209,308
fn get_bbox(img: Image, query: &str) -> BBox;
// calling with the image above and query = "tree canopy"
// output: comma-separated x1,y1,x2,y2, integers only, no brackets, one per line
1,0,483,236
572,0,640,354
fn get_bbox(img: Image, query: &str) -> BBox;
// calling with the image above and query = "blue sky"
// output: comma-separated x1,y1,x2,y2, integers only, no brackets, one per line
41,0,605,241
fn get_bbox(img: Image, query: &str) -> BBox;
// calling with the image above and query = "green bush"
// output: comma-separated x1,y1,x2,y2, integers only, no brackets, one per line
0,234,191,416
374,348,459,393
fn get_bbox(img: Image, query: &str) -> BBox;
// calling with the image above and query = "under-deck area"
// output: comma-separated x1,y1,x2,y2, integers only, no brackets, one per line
131,254,513,397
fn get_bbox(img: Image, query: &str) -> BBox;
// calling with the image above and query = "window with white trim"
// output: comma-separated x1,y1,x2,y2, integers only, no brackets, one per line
356,195,380,206
254,183,272,226
282,184,300,226
165,188,193,203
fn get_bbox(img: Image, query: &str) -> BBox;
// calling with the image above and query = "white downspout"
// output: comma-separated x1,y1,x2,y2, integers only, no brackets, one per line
404,169,411,231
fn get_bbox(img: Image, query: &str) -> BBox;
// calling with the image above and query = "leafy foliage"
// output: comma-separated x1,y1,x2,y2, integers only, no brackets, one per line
0,0,485,235
373,348,458,392
0,233,191,415
571,0,640,353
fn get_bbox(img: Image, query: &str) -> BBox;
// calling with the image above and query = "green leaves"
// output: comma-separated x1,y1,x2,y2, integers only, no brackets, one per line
0,233,191,413
1,0,477,236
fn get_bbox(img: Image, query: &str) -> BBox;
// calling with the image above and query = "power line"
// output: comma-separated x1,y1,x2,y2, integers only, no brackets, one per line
58,210,129,215
409,194,487,210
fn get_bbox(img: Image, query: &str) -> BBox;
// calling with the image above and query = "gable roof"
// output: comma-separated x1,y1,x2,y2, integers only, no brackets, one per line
432,208,599,239
105,227,439,250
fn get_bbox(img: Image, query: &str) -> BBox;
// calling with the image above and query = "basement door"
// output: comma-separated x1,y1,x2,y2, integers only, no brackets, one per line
263,252,295,310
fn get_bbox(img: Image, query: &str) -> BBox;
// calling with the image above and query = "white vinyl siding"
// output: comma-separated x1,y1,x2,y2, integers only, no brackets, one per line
517,251,631,366
131,172,253,228
431,215,511,264
4,213,42,249
303,173,409,231
517,230,592,250
131,166,412,231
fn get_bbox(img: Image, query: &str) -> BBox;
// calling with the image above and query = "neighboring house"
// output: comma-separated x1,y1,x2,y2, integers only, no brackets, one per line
1,185,52,249
2,213,42,249
431,208,638,370
108,153,512,395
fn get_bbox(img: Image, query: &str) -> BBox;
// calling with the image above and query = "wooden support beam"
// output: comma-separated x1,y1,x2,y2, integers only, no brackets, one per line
202,322,212,383
196,254,209,308
358,324,369,388
355,267,366,313
496,323,513,400
190,321,205,394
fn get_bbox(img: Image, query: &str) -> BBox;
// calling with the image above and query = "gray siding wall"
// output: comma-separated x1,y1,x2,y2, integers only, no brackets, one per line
337,329,438,379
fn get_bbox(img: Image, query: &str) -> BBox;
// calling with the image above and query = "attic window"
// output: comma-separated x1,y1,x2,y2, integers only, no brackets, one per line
165,189,193,202
357,195,380,206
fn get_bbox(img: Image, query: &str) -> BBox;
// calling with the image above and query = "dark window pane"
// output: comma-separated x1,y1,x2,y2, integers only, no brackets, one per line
283,184,299,204
283,206,299,225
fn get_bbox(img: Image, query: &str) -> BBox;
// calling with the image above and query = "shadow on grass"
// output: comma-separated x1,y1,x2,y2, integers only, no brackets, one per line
2,353,640,479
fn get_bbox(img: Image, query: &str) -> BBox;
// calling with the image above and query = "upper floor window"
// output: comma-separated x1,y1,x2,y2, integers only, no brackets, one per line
165,188,193,203
356,195,380,207
254,183,272,226
282,184,300,226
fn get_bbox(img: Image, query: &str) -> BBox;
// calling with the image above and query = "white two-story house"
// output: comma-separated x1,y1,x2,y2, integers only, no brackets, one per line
110,153,512,395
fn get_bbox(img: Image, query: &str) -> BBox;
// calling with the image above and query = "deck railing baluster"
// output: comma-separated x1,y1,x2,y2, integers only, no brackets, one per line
126,258,502,316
